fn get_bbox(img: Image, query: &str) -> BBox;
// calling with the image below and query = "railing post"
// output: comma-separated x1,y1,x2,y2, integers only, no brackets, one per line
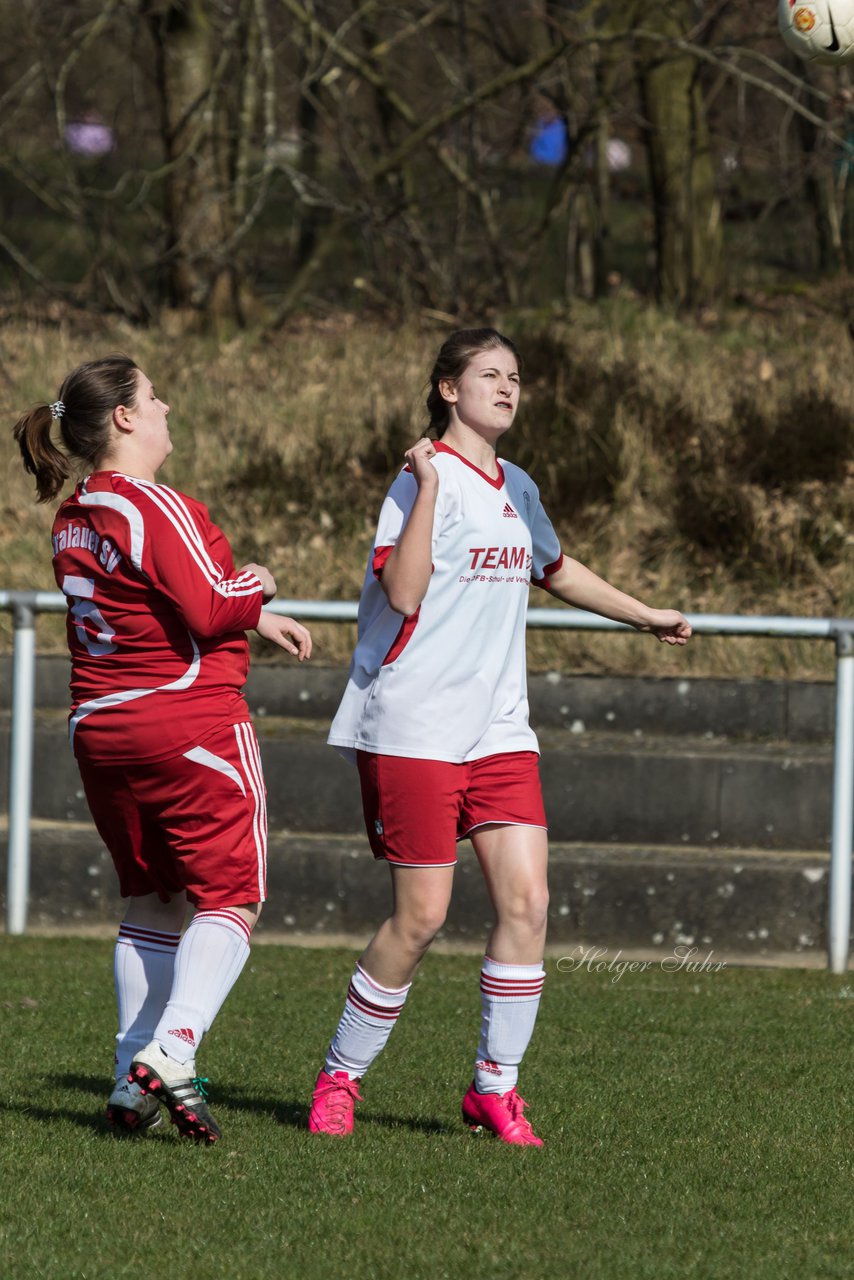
828,628,854,973
6,597,36,935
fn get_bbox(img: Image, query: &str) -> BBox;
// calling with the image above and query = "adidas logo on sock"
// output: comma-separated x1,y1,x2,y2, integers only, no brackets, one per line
502,503,517,518
167,1027,196,1046
476,1059,503,1075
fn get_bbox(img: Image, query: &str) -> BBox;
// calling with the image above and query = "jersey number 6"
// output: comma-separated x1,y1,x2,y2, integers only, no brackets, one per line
61,574,117,657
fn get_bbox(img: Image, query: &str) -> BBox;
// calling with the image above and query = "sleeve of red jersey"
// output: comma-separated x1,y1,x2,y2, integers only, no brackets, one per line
371,468,443,578
529,492,564,591
128,481,264,636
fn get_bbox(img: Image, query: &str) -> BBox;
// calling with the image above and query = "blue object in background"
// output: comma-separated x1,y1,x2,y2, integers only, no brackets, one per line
529,116,569,166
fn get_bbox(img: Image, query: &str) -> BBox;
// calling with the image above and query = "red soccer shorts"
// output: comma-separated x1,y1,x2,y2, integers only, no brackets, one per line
77,720,267,909
356,749,547,866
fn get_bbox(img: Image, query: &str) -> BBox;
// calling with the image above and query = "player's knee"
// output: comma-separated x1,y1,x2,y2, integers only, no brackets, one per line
395,903,447,950
501,886,549,936
532,888,550,933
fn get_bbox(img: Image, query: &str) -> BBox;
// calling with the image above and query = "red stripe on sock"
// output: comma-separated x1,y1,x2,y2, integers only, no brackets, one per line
118,926,180,950
480,977,545,989
355,964,410,999
192,908,252,944
480,977,545,997
346,982,404,1021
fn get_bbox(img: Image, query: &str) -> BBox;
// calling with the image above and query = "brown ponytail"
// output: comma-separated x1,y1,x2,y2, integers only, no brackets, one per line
13,406,72,503
12,355,139,503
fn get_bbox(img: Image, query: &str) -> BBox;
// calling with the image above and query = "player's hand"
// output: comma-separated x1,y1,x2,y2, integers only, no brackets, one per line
404,438,439,491
639,609,692,646
255,611,312,660
240,563,277,601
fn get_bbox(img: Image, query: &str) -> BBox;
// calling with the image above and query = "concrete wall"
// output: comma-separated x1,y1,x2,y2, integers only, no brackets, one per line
0,660,842,961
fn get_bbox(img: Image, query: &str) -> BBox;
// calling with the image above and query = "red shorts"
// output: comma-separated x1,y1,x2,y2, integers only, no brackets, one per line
77,720,267,909
356,750,547,867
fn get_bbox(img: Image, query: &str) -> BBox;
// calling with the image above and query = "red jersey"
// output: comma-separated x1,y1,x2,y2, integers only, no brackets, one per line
52,471,265,764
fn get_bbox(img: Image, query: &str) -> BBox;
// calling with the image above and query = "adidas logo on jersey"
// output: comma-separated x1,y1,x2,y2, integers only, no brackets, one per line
167,1027,196,1046
502,503,517,518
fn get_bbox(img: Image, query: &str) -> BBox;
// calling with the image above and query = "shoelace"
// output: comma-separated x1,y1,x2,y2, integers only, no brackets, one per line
192,1076,211,1101
324,1076,361,1101
504,1090,535,1134
318,1075,362,1119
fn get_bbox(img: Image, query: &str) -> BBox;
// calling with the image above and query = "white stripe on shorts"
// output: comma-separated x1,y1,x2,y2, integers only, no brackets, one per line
182,745,247,796
233,722,267,901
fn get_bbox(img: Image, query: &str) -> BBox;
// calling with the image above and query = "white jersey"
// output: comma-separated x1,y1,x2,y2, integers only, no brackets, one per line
328,442,563,763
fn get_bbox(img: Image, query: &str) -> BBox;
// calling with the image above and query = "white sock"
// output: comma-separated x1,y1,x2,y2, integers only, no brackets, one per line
474,957,546,1094
152,908,251,1066
325,963,411,1080
114,923,180,1079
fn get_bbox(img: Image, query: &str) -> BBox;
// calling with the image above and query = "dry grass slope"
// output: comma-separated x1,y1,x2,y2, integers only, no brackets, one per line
1,296,852,677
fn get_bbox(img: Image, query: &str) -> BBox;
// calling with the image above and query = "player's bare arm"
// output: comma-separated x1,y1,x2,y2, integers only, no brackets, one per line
545,557,692,646
255,611,312,660
379,438,439,617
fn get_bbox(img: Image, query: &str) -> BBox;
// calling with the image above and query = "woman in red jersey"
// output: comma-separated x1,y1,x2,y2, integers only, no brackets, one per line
14,355,311,1143
310,328,691,1145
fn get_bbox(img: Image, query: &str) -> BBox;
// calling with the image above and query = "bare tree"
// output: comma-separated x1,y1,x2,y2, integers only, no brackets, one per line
629,0,723,307
146,0,278,319
0,0,851,321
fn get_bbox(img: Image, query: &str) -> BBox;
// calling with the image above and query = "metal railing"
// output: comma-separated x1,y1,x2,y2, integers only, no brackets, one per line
3,589,853,971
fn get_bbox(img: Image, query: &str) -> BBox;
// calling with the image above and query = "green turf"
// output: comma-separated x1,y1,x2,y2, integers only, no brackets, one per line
0,939,851,1280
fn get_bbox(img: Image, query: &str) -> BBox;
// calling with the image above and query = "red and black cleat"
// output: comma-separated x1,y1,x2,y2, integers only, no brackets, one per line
129,1043,221,1144
106,1080,163,1135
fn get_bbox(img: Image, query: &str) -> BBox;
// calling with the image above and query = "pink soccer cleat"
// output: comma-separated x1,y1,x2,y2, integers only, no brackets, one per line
308,1068,363,1136
461,1081,543,1147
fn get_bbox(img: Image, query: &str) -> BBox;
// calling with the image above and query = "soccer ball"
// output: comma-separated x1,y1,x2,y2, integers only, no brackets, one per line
778,0,854,64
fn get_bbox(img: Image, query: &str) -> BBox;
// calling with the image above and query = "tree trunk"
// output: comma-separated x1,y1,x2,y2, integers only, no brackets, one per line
147,0,237,316
633,4,722,307
795,61,849,272
591,58,612,299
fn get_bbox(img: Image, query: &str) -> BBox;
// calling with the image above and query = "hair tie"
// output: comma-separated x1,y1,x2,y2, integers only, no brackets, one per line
49,401,66,419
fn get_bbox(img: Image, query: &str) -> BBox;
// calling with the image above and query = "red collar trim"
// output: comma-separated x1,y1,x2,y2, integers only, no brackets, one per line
434,441,504,489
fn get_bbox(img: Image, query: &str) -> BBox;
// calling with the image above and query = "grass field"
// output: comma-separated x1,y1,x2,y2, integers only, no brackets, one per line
1,938,852,1280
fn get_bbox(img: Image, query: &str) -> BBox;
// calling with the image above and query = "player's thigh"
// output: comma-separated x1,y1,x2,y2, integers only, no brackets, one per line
141,720,268,910
77,756,181,900
470,822,549,902
460,751,547,841
464,752,549,910
356,750,465,866
388,860,456,929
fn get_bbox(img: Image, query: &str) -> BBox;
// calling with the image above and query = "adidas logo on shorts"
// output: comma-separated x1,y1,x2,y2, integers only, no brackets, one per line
502,503,517,518
167,1027,196,1046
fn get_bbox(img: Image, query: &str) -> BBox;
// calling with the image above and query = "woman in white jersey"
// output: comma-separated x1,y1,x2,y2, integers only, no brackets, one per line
14,355,311,1143
309,328,691,1146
